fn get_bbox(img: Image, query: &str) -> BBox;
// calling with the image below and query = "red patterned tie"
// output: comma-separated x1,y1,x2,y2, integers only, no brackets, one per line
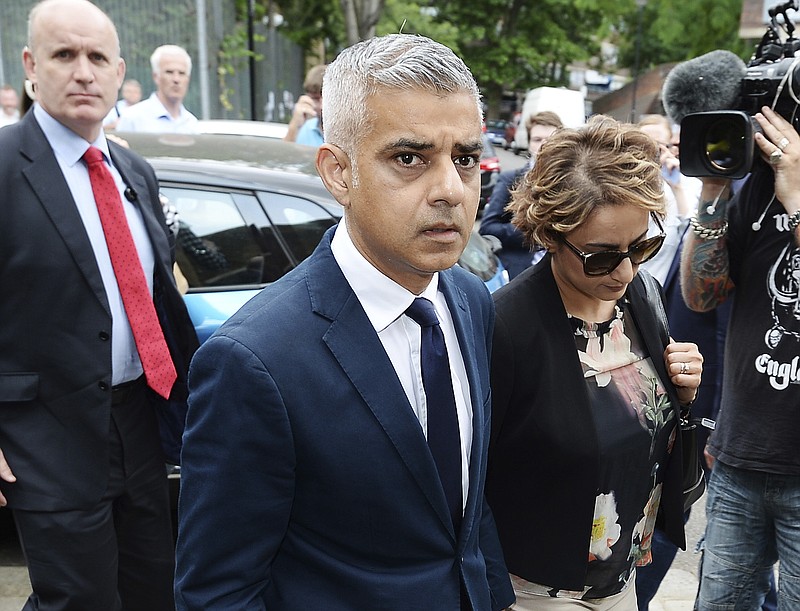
83,146,176,399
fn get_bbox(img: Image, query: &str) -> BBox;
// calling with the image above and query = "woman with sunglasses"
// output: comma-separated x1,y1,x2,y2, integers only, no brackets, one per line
485,116,703,610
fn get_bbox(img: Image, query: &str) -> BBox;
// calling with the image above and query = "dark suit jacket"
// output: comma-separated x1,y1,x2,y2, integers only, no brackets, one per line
0,111,197,510
485,257,687,590
176,228,514,610
479,167,535,279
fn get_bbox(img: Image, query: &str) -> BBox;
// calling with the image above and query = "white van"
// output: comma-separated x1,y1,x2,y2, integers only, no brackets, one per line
510,87,586,155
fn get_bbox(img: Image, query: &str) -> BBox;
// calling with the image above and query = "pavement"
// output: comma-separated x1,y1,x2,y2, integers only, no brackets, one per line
0,497,706,610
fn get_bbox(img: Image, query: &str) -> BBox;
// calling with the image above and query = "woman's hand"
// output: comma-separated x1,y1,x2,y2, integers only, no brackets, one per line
664,341,703,406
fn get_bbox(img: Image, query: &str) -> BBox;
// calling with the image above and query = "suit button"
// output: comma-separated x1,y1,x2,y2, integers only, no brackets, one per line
99,331,110,341
98,381,109,392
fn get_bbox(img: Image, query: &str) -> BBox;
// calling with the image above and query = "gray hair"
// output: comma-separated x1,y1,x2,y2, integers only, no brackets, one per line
150,44,192,76
322,34,481,159
28,0,120,56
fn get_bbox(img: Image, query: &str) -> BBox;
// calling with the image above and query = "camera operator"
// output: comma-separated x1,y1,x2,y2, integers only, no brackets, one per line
681,104,800,610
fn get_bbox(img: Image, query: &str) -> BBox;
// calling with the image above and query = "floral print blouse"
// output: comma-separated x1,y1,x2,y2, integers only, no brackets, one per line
521,300,677,600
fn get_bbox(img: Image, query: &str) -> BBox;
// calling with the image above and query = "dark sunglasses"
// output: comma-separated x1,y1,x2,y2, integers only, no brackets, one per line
561,213,665,276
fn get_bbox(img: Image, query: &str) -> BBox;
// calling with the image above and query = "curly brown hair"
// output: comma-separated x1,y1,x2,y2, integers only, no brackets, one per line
508,115,666,251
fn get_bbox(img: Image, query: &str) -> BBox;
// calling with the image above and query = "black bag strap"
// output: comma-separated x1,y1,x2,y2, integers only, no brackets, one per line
638,269,670,347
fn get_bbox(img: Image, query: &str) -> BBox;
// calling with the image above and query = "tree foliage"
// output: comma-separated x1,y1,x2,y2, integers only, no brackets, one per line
615,0,750,71
401,0,626,118
249,0,757,119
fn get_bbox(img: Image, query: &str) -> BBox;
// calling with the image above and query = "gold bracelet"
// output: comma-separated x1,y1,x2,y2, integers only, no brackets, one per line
689,216,728,240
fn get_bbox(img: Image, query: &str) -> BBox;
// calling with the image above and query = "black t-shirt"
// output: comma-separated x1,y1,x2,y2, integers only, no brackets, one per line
712,163,800,474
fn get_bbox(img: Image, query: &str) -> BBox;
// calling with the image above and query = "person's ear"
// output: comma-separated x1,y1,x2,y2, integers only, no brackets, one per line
316,143,352,207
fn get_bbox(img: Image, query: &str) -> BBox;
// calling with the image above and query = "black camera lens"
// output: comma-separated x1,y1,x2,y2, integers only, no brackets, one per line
704,116,748,173
680,111,754,179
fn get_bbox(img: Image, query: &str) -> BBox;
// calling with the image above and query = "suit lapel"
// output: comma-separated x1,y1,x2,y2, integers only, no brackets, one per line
19,114,109,314
309,238,458,538
438,272,484,547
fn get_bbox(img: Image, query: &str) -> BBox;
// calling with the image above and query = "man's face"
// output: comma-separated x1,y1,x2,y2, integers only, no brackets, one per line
23,0,124,141
640,123,673,166
333,89,483,294
121,81,142,105
0,89,18,116
155,53,190,105
527,123,558,156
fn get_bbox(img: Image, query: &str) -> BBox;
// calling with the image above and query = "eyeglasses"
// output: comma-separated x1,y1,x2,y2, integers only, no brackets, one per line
560,214,665,276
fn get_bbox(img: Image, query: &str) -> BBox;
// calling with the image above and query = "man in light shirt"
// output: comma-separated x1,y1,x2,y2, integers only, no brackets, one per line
0,85,20,127
117,45,198,133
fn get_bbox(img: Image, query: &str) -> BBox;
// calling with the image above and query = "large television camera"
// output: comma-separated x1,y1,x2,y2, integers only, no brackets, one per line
677,0,800,178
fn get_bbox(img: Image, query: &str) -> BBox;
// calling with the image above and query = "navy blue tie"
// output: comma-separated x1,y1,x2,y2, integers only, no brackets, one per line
406,298,462,531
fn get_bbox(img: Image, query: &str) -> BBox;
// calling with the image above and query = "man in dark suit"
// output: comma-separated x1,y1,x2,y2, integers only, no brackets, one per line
0,1,197,609
479,111,562,279
175,34,514,611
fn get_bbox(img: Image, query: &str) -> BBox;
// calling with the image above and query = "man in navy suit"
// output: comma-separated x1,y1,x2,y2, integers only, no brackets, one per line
175,34,514,611
0,1,197,609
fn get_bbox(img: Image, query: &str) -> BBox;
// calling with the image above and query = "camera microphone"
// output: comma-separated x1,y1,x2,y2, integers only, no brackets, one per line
662,50,747,124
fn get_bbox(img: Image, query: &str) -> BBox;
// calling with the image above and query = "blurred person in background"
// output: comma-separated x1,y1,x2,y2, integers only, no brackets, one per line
117,45,197,133
103,78,142,129
479,110,562,279
634,119,731,610
0,84,20,127
284,63,326,146
637,115,701,285
487,116,702,610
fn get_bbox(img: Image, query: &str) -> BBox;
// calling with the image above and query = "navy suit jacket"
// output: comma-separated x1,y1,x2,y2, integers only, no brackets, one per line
176,228,514,610
0,111,197,509
479,167,536,279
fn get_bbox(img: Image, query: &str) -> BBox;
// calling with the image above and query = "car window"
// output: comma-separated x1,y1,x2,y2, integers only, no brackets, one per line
161,186,292,289
261,193,339,263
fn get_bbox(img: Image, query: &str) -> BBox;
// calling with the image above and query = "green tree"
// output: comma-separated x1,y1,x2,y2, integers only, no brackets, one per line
278,0,346,55
615,0,750,70
401,0,626,119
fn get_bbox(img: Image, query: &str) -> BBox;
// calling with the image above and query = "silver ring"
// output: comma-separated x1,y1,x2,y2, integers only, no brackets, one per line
778,137,790,151
770,148,783,165
680,362,688,375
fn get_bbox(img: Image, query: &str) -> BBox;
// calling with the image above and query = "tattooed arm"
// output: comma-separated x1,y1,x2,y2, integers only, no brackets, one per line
682,107,800,311
680,179,736,313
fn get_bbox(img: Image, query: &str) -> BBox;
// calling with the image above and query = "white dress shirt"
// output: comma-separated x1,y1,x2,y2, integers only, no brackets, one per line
331,221,473,511
116,93,198,134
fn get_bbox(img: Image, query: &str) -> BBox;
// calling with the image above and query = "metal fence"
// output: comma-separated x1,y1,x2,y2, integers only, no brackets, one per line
0,0,304,122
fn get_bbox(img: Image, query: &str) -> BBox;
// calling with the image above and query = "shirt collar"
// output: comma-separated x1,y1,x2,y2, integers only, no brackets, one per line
147,92,187,122
330,220,439,333
33,103,111,166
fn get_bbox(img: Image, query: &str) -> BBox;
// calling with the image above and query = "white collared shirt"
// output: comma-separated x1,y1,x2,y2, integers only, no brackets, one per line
330,221,473,512
34,104,153,384
116,93,198,134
